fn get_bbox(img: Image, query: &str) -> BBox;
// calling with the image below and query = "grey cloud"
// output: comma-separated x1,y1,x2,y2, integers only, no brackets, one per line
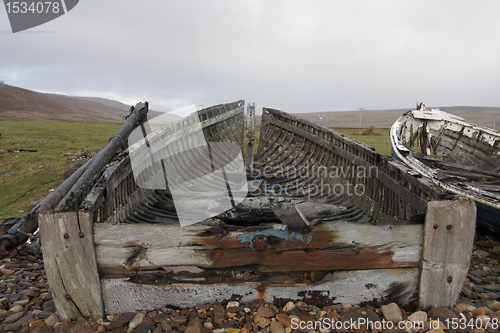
1,0,499,113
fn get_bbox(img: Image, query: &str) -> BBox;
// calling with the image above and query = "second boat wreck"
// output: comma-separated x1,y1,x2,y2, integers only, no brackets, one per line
28,101,476,320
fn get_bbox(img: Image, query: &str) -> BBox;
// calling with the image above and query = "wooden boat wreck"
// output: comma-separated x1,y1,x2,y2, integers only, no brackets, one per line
0,101,476,320
391,104,500,235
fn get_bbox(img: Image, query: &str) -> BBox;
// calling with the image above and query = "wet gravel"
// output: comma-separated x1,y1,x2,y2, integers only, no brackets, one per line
1,236,500,333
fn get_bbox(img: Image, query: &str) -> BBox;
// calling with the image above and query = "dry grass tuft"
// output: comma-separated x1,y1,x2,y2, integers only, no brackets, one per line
361,125,382,136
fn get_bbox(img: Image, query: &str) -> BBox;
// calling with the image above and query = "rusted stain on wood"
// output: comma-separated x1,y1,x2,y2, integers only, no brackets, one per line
207,246,406,273
124,243,147,268
256,285,267,300
95,221,423,276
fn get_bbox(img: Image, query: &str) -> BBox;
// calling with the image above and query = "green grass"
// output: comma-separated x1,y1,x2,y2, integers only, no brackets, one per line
333,127,393,157
0,120,122,219
252,126,392,157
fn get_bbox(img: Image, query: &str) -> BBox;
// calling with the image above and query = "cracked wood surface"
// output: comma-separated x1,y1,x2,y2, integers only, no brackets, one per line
39,211,103,321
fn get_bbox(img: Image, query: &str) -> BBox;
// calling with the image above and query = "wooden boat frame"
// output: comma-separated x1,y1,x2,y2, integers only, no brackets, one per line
36,101,476,320
391,106,500,233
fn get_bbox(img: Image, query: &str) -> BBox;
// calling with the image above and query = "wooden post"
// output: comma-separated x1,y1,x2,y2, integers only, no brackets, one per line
245,103,255,172
418,198,476,310
39,211,103,321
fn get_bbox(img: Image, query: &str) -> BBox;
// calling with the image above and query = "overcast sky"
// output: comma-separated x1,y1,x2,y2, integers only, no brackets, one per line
1,0,499,114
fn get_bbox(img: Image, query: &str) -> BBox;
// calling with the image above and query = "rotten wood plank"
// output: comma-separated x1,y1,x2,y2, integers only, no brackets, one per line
39,211,103,321
245,103,255,171
94,221,423,275
100,268,419,314
418,198,476,310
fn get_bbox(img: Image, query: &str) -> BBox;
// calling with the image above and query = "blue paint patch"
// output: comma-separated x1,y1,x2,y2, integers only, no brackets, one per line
236,228,309,250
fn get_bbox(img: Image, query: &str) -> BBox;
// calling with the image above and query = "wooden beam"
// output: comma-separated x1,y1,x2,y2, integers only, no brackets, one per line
101,268,419,314
245,103,255,171
39,212,103,321
418,198,476,310
94,221,423,275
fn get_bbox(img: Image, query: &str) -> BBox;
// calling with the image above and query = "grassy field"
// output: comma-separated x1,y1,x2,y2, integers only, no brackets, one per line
0,120,122,219
0,121,391,219
333,127,392,157
252,127,392,157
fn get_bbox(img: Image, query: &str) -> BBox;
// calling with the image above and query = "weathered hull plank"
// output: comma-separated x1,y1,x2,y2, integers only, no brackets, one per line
101,268,419,314
39,212,103,320
95,221,423,275
419,198,476,310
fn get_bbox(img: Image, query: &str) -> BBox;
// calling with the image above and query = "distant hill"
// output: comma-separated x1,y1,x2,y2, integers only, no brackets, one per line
0,83,180,123
1,83,498,130
257,106,500,130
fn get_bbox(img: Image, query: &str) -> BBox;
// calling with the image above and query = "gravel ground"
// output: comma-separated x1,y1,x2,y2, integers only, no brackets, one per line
1,235,500,333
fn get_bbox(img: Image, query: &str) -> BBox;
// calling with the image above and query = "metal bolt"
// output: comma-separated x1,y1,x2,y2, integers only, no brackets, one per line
79,232,85,238
65,294,72,300
253,234,269,251
64,233,69,239
447,276,453,283
433,224,438,230
446,225,452,230
257,285,265,292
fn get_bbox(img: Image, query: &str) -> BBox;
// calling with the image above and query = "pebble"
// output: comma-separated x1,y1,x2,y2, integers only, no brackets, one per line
474,250,490,257
213,304,225,324
0,268,15,275
135,322,151,333
487,300,500,311
282,301,295,313
276,313,293,327
381,302,402,322
108,312,137,329
9,304,24,312
407,310,427,322
254,314,271,328
42,299,56,312
270,320,285,333
428,306,457,322
256,306,276,318
29,319,46,330
226,300,240,309
13,297,30,306
456,302,476,312
2,232,500,333
4,311,24,324
128,312,145,329
44,313,60,326
225,328,240,333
